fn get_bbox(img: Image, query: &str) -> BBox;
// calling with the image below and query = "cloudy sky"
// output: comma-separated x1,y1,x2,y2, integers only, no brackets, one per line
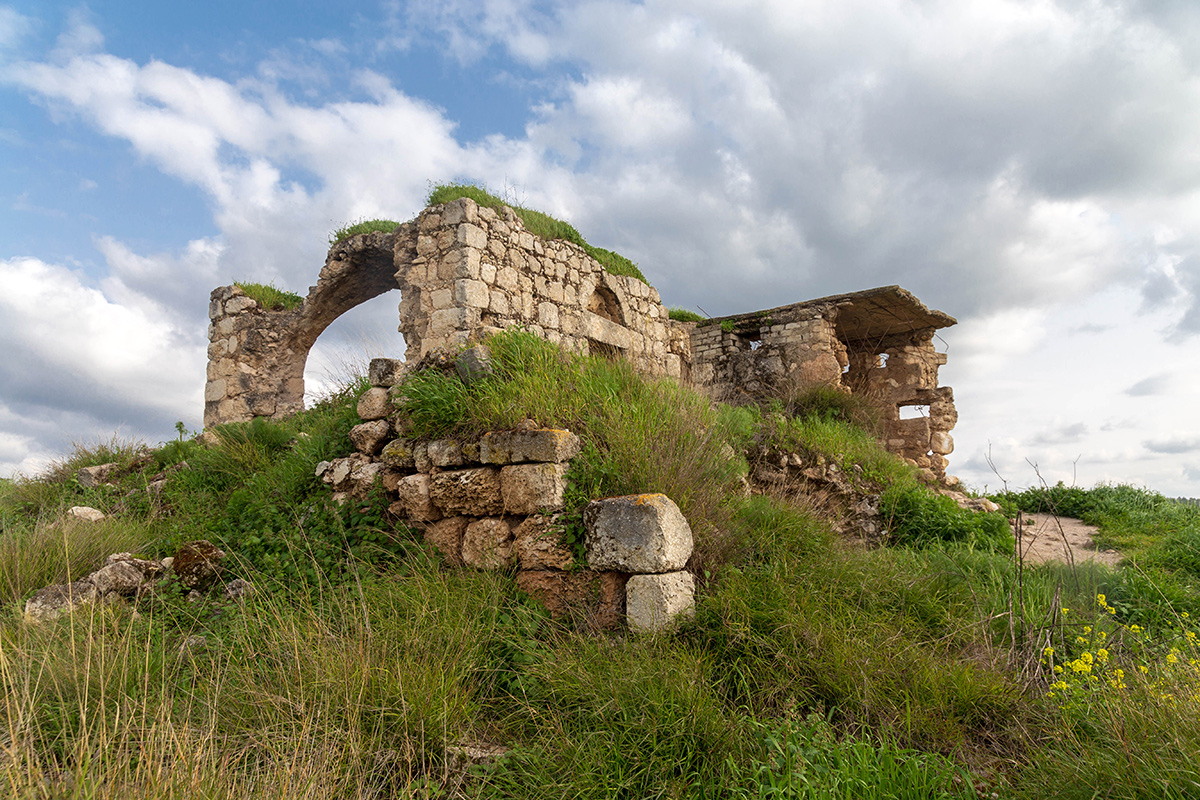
3,0,1200,495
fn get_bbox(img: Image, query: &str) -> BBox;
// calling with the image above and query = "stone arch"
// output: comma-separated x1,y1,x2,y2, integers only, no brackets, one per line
204,224,423,428
586,280,624,325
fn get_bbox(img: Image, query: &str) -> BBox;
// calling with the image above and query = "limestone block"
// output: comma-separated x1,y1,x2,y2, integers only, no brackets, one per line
513,515,574,570
368,358,406,388
442,197,478,225
462,517,515,569
398,474,441,522
449,247,481,280
516,570,627,629
431,288,453,309
349,420,392,455
77,462,118,488
456,345,494,385
381,468,404,494
455,279,490,308
501,463,567,514
427,439,464,467
430,307,481,336
626,571,695,632
424,516,467,565
481,261,497,283
225,296,258,314
68,506,106,522
90,561,148,597
24,580,98,623
480,428,581,465
457,223,487,249
930,432,954,456
380,439,417,469
348,462,385,498
584,494,693,573
204,380,227,402
429,468,503,515
496,266,519,292
413,441,432,472
173,540,225,591
489,291,510,315
538,302,560,329
357,387,392,420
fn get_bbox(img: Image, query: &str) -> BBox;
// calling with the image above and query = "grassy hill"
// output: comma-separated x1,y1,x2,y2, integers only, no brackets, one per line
2,330,1200,798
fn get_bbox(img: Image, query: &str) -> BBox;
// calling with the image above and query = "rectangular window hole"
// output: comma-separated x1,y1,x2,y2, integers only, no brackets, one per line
899,404,929,420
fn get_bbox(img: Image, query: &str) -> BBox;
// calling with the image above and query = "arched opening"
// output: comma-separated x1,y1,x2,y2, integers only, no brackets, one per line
587,283,623,324
304,291,407,405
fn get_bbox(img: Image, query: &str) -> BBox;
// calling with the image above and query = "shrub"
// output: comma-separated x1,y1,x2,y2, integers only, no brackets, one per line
426,182,648,284
881,485,1012,553
784,384,882,434
232,281,303,311
668,307,707,323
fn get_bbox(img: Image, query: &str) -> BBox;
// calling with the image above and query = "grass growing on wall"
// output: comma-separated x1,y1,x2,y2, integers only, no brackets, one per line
427,182,649,285
232,281,303,311
327,218,399,244
668,307,707,323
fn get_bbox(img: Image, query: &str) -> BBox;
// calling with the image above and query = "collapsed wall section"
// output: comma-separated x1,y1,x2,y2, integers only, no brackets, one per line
686,286,959,480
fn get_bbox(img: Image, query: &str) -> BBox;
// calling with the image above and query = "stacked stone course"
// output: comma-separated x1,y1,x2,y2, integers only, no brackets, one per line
315,359,695,632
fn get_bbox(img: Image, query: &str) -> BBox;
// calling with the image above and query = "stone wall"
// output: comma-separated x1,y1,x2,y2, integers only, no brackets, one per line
684,286,958,480
204,203,958,480
316,359,695,632
205,197,688,429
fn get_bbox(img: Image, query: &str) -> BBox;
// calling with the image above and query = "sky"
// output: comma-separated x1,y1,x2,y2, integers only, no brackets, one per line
3,0,1200,496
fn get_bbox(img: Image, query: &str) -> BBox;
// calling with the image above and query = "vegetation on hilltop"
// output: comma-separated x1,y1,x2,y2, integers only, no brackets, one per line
232,281,304,311
427,182,649,284
2,330,1200,797
328,218,400,244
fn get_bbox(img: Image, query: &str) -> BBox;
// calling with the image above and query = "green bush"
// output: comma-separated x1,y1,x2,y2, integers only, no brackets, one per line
668,307,707,323
426,182,648,284
881,485,1012,553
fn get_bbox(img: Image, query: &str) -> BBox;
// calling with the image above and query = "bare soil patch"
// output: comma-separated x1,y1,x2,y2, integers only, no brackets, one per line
1016,512,1121,568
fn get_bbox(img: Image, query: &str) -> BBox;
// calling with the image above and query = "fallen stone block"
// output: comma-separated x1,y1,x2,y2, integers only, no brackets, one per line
626,571,695,632
501,463,567,514
24,580,98,622
67,506,106,522
584,494,693,573
90,561,150,597
480,428,581,465
77,462,118,488
429,467,503,516
173,540,225,591
368,358,406,388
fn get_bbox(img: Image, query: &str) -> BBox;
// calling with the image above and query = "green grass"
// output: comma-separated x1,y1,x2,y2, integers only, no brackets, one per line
6,333,1200,798
232,281,303,311
668,307,706,323
427,182,649,284
327,218,399,244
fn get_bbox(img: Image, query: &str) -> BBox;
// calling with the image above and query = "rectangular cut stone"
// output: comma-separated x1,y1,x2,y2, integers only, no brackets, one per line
457,223,487,249
427,439,464,467
626,571,695,632
428,467,503,515
357,387,392,420
584,494,694,573
397,474,441,522
513,515,574,570
462,517,514,569
515,570,627,631
480,429,581,465
424,517,467,565
501,463,567,514
368,358,405,388
454,279,490,308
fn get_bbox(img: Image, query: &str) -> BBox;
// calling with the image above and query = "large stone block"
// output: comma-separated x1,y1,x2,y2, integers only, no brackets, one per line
427,438,465,467
380,439,417,469
626,571,695,632
429,468,503,516
930,431,954,455
516,570,627,630
368,358,406,388
513,515,574,570
357,387,392,420
397,474,441,522
349,420,392,455
462,517,514,569
480,429,581,465
501,463,567,514
424,517,467,565
584,494,693,573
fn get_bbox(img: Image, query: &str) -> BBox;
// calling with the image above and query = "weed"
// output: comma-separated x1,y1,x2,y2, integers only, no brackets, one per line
232,280,303,311
668,307,707,323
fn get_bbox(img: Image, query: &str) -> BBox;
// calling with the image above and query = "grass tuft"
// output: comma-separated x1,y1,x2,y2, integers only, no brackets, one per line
232,281,303,311
668,307,707,323
328,218,399,245
427,182,649,284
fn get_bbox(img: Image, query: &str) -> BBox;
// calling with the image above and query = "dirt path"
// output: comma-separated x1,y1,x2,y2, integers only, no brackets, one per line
1016,512,1122,568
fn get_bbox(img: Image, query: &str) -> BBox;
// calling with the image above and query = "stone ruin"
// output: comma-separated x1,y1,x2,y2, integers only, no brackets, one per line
205,195,958,481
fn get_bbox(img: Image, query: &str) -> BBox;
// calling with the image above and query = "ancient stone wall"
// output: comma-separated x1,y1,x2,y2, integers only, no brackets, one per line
317,359,695,632
685,286,958,480
205,198,687,429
